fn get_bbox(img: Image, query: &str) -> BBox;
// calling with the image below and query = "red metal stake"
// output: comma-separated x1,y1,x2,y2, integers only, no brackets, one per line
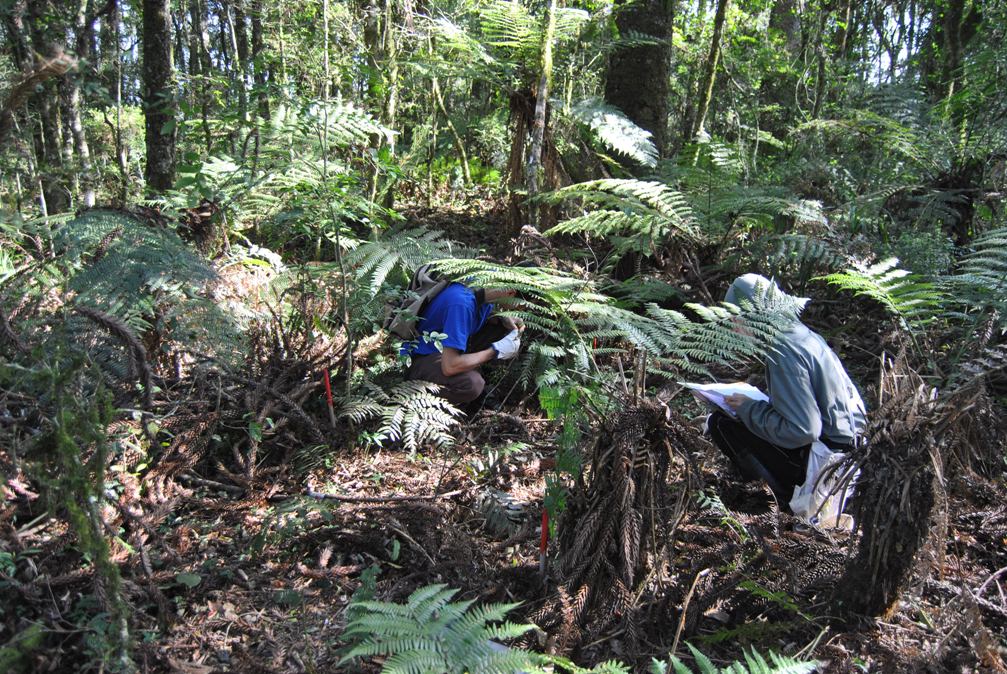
323,369,336,429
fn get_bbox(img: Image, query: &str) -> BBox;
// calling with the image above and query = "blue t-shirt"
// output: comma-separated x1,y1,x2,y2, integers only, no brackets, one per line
401,283,493,356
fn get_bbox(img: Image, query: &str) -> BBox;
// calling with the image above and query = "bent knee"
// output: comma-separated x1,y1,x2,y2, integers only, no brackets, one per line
449,371,485,404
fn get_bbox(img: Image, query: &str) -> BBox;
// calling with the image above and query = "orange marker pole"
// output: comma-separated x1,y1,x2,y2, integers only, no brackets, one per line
323,369,336,429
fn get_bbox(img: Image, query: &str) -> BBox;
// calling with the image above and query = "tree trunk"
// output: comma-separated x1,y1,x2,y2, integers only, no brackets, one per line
142,0,176,193
233,0,250,118
172,7,187,74
190,0,211,75
758,0,800,135
72,0,96,207
99,0,121,104
250,0,268,118
942,0,965,100
604,0,672,158
228,0,250,156
28,0,70,213
249,0,267,175
189,0,213,151
836,0,853,59
691,0,729,139
3,0,32,71
526,0,557,224
217,4,232,71
811,7,829,119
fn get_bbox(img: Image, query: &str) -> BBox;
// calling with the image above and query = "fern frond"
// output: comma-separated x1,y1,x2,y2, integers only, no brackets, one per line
606,29,670,51
745,234,847,287
542,179,698,255
570,97,658,167
795,109,935,172
346,227,467,296
480,0,539,54
7,209,242,380
652,643,817,674
819,258,944,331
340,380,462,453
339,583,543,674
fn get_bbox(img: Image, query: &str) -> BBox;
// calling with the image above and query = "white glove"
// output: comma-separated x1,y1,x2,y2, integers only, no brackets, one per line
492,329,521,360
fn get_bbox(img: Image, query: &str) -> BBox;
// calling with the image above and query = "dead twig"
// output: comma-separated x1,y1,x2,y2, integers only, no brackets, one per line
178,472,246,495
302,482,465,503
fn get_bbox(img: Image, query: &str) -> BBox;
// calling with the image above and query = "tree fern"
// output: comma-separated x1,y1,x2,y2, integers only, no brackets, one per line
479,0,589,64
740,234,847,289
345,226,470,296
227,98,391,235
339,583,542,674
544,137,829,264
4,209,241,374
428,259,791,384
945,226,1007,317
795,110,937,175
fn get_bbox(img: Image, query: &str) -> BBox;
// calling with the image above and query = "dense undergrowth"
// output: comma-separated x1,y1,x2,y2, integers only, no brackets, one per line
2,36,1007,674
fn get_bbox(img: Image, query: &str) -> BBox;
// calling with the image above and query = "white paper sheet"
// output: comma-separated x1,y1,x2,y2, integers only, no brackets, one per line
680,382,769,418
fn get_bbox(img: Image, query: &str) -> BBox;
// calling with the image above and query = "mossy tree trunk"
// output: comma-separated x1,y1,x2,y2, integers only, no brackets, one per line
604,0,672,158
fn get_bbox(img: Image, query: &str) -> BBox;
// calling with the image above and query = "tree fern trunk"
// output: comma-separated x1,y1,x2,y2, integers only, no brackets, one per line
830,365,944,621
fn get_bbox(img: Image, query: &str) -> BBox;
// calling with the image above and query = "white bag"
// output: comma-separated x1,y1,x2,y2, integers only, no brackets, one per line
790,441,857,530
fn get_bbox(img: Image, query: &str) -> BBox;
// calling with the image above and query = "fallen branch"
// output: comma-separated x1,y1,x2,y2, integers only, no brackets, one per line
178,472,246,495
302,482,465,503
0,50,76,148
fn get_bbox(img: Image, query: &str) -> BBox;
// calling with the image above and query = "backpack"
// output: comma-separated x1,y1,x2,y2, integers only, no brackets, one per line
383,264,451,340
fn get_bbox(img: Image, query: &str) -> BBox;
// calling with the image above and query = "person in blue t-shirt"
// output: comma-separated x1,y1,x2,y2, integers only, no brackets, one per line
402,282,523,406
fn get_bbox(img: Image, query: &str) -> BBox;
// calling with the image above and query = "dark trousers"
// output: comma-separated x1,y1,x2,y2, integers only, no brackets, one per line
406,317,510,406
707,411,810,504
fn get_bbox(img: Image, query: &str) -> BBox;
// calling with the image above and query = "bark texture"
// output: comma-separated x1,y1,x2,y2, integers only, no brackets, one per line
604,0,672,157
691,0,729,139
142,0,177,192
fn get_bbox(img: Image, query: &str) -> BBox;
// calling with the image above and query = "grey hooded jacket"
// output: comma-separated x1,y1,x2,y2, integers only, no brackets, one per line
736,322,867,448
725,274,867,448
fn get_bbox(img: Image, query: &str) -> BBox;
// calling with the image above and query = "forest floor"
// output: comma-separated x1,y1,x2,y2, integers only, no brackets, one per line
4,201,1007,673
13,422,1001,673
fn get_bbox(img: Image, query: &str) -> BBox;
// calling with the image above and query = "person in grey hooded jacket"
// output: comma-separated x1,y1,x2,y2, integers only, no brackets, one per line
707,274,867,506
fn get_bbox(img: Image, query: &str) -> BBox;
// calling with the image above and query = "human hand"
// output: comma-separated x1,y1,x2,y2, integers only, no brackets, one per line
492,329,521,360
724,393,752,411
500,315,525,332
